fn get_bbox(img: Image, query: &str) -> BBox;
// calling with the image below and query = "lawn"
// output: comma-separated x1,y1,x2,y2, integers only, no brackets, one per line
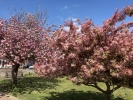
0,74,133,100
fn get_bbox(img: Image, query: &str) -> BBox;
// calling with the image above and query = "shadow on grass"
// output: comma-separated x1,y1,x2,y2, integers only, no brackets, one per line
129,82,133,89
42,89,124,100
0,76,61,96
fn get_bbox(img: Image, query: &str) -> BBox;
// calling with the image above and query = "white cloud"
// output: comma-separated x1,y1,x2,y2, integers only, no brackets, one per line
64,17,81,32
59,17,81,32
67,17,79,26
73,22,78,26
60,5,69,11
63,26,70,32
57,16,63,21
68,17,78,21
72,18,78,22
63,25,81,33
77,25,81,32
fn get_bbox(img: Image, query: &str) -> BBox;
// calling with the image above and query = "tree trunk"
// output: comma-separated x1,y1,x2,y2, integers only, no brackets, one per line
105,93,112,100
11,63,20,84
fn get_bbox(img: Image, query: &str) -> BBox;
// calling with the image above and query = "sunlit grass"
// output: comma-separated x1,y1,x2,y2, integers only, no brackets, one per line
0,74,133,100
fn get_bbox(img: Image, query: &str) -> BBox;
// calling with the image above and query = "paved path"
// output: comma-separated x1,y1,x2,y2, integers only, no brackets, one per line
0,92,6,100
0,92,19,100
0,96,7,100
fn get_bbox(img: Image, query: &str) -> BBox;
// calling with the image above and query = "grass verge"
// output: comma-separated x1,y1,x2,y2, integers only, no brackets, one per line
0,74,133,100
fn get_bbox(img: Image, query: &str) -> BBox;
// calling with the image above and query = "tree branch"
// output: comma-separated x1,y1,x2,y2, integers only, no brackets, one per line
94,82,105,93
111,84,121,92
105,82,110,91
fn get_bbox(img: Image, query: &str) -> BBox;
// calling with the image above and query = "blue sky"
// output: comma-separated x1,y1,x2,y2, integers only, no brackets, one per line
0,0,133,27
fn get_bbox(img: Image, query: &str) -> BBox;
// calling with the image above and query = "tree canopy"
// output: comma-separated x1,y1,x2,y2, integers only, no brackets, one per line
34,4,133,100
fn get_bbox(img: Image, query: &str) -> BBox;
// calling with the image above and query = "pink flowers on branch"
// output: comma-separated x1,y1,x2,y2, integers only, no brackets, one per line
0,12,47,84
34,4,133,100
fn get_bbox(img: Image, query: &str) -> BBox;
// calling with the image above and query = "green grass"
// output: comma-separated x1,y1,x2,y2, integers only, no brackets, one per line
0,74,133,100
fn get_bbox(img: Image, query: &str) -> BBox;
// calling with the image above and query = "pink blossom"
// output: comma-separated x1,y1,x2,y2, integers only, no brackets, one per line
70,77,77,82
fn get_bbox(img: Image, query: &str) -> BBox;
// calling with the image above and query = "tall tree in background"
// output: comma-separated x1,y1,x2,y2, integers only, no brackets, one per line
34,5,133,100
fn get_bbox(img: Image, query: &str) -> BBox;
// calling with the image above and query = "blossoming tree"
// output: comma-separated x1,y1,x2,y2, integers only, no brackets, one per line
34,5,133,100
0,11,47,84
